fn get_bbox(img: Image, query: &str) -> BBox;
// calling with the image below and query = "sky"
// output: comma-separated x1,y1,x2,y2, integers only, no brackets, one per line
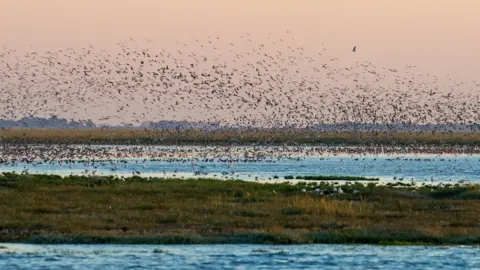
1,0,479,80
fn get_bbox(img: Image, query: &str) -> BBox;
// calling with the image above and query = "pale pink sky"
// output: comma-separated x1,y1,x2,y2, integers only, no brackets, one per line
1,0,480,80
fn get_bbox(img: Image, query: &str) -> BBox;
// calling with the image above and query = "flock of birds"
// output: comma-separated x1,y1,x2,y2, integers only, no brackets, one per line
0,32,479,132
0,144,479,165
0,144,477,165
0,145,478,185
0,33,478,187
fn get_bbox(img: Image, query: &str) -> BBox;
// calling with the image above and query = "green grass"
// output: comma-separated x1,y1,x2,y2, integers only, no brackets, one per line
0,173,479,245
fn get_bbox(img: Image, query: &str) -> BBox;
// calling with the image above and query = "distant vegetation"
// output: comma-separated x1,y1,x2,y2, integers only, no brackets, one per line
0,128,479,146
0,173,479,245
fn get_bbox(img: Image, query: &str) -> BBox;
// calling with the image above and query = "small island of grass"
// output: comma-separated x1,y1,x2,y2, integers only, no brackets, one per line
0,173,479,245
284,175,379,181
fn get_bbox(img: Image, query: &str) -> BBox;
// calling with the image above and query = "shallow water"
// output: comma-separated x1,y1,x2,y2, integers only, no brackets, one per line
0,244,479,270
2,155,480,182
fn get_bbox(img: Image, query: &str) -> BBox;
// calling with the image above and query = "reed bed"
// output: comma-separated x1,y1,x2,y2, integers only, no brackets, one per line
0,128,479,145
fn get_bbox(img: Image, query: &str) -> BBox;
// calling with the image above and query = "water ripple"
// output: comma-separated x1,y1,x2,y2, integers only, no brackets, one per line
0,244,479,269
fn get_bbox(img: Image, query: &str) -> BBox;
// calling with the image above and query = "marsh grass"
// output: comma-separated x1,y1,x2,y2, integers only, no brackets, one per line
0,173,479,245
1,128,479,145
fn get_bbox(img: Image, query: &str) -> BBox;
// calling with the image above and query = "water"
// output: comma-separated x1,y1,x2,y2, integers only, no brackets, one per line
0,244,478,269
2,155,480,182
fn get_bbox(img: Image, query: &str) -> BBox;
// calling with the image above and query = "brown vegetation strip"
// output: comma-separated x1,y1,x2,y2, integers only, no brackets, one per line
1,128,480,145
0,174,479,244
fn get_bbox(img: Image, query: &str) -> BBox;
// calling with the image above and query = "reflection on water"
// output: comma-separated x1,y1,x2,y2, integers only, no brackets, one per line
0,244,478,270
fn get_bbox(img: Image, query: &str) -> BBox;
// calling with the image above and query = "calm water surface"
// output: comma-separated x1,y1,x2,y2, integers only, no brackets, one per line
2,155,480,182
0,244,479,270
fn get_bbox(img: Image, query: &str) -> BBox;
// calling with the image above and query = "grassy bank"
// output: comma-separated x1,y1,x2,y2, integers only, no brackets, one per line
0,173,480,245
1,128,480,145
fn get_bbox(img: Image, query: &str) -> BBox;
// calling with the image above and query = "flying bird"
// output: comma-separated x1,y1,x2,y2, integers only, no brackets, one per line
352,46,356,52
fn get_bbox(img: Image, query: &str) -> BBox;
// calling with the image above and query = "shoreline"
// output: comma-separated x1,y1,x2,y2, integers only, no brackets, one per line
0,170,476,186
2,233,479,246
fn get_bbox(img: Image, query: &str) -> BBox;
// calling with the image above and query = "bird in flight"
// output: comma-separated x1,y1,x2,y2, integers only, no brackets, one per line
352,46,356,52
